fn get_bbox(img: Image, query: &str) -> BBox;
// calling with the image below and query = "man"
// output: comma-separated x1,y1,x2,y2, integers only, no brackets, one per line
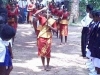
81,4,93,57
18,0,28,23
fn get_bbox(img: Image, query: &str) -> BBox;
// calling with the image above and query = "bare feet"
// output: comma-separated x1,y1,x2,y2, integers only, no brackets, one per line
64,43,67,45
60,43,63,45
42,66,46,71
45,66,51,71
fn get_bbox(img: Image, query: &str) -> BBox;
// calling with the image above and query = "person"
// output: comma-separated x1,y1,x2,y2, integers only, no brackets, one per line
7,2,19,43
27,0,35,24
59,9,69,45
87,10,100,75
33,6,57,70
32,5,46,36
0,14,14,75
7,2,19,30
37,14,57,71
56,7,63,38
18,0,28,23
81,4,93,57
83,10,98,75
49,2,54,11
60,2,64,10
0,24,16,75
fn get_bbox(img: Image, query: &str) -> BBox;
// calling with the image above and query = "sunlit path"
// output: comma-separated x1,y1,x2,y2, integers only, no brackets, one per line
11,24,88,75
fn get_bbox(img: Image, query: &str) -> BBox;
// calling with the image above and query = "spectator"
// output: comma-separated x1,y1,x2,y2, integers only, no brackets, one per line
81,4,93,57
18,0,28,23
0,24,16,75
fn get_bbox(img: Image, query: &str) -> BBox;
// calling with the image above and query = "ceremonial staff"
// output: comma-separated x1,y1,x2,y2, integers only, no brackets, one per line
46,0,50,26
46,0,52,26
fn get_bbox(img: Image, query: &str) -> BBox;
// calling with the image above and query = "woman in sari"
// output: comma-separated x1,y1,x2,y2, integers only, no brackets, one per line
60,9,69,45
56,7,63,38
37,13,57,71
27,0,35,24
7,2,19,43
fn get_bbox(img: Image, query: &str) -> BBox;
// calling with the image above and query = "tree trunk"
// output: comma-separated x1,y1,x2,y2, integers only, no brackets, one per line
69,0,79,24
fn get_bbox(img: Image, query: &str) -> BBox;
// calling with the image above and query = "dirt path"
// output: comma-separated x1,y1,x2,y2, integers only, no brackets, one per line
11,24,88,75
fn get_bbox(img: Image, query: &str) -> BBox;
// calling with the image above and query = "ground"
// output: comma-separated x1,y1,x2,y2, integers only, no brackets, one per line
10,24,88,75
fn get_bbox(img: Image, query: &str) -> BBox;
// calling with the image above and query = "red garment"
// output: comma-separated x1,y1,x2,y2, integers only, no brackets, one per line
7,8,19,30
60,24,68,36
56,10,63,30
57,10,63,17
37,37,52,58
36,15,47,36
49,3,54,10
60,11,69,36
33,8,38,14
62,12,69,19
54,8,59,16
27,4,34,22
28,4,35,12
52,21,57,28
38,15,47,26
6,4,11,11
37,19,57,58
51,8,55,15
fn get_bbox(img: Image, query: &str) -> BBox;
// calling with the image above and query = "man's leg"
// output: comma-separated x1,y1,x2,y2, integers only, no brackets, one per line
6,66,13,75
81,28,87,57
0,66,6,75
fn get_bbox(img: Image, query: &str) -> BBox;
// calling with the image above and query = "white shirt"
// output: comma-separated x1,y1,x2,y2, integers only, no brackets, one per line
40,0,47,6
18,0,28,8
61,5,64,9
54,0,64,3
0,38,9,62
81,13,92,27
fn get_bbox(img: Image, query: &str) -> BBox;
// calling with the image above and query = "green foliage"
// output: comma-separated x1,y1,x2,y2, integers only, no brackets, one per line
88,0,100,10
79,0,86,16
79,0,100,16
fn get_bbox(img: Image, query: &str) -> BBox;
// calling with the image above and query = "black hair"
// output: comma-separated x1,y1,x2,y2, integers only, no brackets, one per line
90,10,100,19
0,24,16,40
61,2,64,5
86,4,93,11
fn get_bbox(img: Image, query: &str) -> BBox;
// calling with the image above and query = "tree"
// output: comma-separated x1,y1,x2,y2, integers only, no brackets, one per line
88,0,100,9
69,0,100,24
69,0,79,23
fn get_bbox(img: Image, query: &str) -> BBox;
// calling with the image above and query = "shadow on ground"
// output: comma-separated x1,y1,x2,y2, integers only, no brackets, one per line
11,24,87,75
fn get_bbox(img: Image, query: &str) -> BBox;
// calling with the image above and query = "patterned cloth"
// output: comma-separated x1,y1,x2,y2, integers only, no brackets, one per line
60,24,68,36
37,37,52,58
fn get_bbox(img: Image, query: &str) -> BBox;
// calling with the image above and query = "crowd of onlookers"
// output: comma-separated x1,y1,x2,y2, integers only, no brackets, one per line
1,0,65,24
81,3,100,75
